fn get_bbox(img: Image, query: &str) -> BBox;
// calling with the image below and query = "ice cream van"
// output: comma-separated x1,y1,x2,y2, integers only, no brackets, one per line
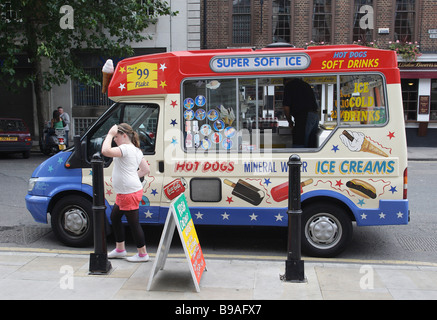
26,45,409,257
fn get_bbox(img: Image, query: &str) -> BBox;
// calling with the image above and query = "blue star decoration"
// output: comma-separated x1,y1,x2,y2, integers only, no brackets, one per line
170,119,177,127
357,199,365,206
389,186,397,194
151,189,158,196
171,137,178,145
264,178,271,186
332,145,339,153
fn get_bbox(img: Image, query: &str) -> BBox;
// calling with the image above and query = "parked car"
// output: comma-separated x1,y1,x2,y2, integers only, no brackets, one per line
0,118,32,158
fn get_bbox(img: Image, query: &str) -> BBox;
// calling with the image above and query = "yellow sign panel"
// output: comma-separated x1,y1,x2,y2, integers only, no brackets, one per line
126,62,158,90
182,219,199,258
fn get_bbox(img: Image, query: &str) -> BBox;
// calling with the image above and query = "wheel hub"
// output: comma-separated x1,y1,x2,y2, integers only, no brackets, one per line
64,209,88,235
306,214,341,248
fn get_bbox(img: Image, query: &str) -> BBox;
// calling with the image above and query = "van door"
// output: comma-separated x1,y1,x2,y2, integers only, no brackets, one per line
82,102,164,223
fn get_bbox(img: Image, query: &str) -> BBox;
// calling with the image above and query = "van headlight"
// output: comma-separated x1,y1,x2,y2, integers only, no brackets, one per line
28,177,39,192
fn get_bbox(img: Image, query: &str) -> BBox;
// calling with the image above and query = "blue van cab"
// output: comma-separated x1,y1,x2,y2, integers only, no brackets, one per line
26,103,162,247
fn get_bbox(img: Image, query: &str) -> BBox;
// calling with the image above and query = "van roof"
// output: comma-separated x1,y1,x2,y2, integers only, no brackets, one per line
108,45,399,99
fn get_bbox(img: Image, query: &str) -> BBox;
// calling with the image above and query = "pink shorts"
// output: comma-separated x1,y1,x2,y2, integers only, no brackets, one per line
115,189,143,211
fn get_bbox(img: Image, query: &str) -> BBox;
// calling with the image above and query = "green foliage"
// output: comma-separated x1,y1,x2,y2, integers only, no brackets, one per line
0,0,177,90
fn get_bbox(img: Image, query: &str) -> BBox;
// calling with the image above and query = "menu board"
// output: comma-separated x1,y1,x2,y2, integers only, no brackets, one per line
147,194,206,292
419,96,430,115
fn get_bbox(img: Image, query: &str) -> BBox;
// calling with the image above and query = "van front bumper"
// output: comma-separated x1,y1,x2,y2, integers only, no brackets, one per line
25,194,51,224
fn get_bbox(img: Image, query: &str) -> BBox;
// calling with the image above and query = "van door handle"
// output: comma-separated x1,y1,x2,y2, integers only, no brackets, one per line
158,161,164,173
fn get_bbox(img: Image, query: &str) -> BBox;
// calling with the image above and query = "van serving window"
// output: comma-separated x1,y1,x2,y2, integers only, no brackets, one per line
337,74,387,125
181,73,387,153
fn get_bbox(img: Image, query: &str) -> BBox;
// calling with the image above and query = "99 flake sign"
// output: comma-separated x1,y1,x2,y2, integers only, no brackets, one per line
127,62,158,90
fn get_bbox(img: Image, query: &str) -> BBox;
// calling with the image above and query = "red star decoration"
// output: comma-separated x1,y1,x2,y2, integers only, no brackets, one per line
226,196,233,204
335,180,343,187
387,131,395,139
170,100,178,108
106,189,113,196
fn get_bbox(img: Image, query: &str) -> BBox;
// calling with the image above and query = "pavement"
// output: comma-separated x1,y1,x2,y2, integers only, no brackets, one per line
408,145,437,161
1,247,437,301
406,127,437,161
1,129,435,302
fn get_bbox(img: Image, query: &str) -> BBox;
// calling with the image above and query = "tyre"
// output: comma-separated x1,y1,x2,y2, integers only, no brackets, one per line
301,202,353,258
51,195,93,247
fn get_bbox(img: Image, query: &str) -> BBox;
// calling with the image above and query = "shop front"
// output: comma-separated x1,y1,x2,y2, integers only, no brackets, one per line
399,55,437,136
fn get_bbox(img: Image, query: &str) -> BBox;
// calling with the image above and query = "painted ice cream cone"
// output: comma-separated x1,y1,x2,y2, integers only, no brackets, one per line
101,59,114,94
360,138,389,157
340,130,388,157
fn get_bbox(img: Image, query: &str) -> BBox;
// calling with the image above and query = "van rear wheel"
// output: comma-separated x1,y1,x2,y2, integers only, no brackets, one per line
301,203,353,258
51,195,93,247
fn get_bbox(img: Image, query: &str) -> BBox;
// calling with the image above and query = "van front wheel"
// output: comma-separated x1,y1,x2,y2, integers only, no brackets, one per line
301,203,353,258
51,195,93,247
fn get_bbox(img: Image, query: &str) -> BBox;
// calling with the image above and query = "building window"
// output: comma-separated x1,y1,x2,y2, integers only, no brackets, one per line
232,0,252,45
394,0,416,42
352,0,374,43
312,0,332,44
401,79,418,121
272,0,291,43
431,79,437,121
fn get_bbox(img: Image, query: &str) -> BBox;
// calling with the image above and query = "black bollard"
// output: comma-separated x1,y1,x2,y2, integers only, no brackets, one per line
283,154,305,282
89,152,112,274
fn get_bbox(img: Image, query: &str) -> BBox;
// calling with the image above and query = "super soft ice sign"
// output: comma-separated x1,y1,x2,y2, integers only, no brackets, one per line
210,53,310,72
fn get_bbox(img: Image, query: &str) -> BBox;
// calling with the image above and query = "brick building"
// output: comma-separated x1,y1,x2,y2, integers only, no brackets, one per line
201,0,437,133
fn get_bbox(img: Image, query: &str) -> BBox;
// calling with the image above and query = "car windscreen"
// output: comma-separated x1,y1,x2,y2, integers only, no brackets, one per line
0,119,26,132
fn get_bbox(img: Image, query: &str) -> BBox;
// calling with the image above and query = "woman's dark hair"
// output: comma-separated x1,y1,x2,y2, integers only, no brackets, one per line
53,110,61,122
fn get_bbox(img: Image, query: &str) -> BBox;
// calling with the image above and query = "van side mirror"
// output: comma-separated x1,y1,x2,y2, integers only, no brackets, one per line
66,135,89,168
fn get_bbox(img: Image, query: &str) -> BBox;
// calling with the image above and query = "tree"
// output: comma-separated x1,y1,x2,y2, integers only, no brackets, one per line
0,0,176,136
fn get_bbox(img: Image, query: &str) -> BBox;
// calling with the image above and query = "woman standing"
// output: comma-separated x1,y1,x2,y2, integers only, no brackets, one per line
51,110,64,129
102,123,150,262
45,110,64,146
